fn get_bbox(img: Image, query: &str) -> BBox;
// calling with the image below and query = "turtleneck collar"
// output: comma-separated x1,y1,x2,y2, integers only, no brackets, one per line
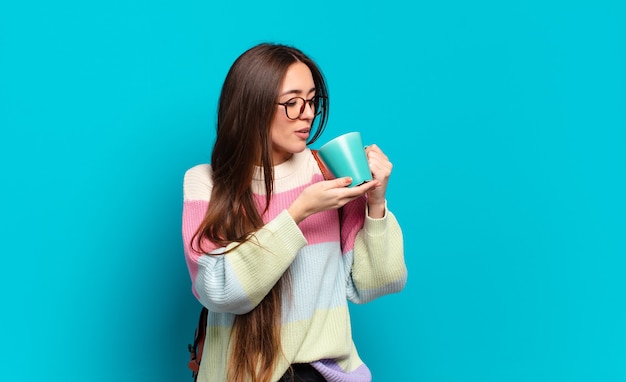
252,148,311,182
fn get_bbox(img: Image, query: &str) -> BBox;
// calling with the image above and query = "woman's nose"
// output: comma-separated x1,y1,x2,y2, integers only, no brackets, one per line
299,101,315,119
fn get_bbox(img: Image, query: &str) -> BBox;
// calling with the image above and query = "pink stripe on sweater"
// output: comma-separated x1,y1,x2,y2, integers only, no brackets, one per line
339,196,366,254
182,199,214,299
253,182,342,245
252,184,366,253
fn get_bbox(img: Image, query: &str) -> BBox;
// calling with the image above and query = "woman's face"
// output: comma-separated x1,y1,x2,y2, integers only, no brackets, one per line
270,61,317,165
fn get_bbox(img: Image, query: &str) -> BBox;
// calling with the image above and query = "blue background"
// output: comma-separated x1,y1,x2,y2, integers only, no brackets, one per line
2,0,625,381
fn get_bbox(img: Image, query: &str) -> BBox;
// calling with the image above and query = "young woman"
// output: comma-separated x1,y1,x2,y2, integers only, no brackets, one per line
182,43,407,382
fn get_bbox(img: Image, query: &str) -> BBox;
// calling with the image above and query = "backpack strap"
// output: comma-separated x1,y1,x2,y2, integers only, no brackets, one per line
311,149,335,181
312,149,343,221
187,307,208,381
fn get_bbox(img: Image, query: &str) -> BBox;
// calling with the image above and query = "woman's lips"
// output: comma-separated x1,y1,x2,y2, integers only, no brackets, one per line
295,129,310,139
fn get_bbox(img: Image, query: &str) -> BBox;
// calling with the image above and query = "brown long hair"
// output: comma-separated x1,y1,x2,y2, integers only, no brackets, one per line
191,43,329,382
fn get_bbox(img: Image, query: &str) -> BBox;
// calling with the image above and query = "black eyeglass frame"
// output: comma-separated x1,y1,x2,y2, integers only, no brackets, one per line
276,95,327,120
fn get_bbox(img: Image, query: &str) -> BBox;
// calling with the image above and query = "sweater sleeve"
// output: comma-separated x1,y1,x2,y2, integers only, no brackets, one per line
182,165,307,314
340,197,407,304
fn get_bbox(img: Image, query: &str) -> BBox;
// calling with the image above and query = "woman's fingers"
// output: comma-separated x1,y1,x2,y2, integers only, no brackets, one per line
366,145,392,179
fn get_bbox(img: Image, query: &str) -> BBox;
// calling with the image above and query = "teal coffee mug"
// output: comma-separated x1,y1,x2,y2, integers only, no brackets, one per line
317,132,373,187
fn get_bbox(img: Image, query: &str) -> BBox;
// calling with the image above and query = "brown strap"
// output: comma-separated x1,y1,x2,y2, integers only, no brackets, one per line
187,307,208,380
311,149,335,180
313,149,343,222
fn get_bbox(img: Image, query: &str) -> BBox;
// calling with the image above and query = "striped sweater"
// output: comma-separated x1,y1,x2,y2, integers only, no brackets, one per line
182,148,407,382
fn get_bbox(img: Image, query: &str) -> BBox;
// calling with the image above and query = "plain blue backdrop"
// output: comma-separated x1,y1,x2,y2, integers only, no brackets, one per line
2,0,625,381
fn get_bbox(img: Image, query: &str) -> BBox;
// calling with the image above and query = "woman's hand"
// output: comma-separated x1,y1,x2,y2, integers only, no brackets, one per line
288,177,379,224
365,144,392,218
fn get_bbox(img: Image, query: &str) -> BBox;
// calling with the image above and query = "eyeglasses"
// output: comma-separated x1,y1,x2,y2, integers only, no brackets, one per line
276,95,326,120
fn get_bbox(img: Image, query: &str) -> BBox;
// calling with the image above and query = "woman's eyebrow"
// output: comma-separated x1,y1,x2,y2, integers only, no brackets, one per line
279,87,316,97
